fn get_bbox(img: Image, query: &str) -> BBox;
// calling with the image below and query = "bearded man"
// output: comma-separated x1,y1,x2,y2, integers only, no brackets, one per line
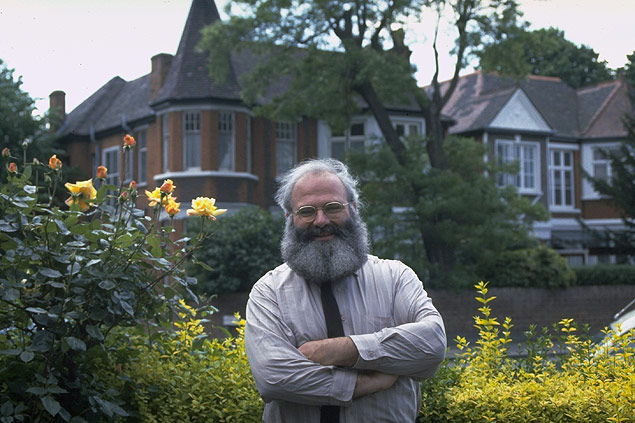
245,158,446,423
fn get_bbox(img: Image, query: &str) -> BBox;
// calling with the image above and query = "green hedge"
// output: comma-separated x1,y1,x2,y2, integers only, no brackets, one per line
480,245,576,289
574,264,635,286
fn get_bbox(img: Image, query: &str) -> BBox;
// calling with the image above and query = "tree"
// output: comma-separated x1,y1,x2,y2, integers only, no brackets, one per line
346,134,547,287
0,58,60,184
477,27,614,89
615,50,635,86
199,0,535,284
187,206,284,295
584,114,635,260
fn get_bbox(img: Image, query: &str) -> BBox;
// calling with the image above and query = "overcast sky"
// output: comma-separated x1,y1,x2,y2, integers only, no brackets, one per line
1,0,633,117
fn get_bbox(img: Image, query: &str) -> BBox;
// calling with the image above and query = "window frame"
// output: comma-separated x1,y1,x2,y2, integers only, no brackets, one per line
275,120,298,176
495,138,541,194
102,145,120,187
183,111,201,170
549,149,575,210
329,120,366,161
218,111,235,171
136,128,147,185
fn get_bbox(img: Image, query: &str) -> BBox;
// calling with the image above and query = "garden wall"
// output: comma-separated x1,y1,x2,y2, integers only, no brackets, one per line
206,285,635,342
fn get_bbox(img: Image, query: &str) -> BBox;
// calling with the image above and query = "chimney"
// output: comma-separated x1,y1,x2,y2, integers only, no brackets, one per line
150,53,174,100
49,90,66,131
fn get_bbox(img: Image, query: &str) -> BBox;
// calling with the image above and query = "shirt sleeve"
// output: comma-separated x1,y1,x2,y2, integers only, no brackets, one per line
244,274,358,406
348,264,447,379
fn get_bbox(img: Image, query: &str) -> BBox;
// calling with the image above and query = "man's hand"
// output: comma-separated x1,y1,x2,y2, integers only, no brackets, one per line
353,371,398,398
298,337,359,367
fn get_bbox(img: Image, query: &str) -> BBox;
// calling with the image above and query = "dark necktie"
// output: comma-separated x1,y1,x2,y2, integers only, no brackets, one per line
320,281,344,423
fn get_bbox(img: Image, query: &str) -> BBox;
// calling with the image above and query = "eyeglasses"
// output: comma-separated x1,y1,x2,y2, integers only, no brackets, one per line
294,201,349,223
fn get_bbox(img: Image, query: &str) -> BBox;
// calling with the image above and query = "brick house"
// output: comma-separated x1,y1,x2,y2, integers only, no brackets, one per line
439,72,634,265
51,0,633,264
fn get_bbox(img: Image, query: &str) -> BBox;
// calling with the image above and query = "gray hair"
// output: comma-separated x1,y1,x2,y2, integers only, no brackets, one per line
275,158,361,215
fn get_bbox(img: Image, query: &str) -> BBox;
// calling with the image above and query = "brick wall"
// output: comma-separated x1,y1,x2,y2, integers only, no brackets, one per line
204,286,635,342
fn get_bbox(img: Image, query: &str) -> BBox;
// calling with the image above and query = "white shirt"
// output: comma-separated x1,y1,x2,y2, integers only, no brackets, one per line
245,255,447,422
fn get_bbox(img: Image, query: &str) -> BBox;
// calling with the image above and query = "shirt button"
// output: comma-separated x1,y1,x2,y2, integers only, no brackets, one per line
341,316,346,321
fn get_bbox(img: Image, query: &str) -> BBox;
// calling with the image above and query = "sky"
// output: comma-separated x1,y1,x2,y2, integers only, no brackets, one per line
0,0,633,117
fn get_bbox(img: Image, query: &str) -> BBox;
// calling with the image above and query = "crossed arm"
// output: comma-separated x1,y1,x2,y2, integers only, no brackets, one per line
298,337,398,398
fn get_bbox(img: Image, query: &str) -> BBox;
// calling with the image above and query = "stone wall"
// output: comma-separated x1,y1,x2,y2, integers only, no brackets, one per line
205,285,635,342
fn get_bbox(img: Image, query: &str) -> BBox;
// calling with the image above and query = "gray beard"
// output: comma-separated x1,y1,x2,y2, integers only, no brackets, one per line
281,213,369,285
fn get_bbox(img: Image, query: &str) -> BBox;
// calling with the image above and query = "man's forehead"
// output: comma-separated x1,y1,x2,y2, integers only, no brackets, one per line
291,172,347,202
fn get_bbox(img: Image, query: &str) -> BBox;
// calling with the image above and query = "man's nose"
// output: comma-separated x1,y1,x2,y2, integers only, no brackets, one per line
312,209,330,227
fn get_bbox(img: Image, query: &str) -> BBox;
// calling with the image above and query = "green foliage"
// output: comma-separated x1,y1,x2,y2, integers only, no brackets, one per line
621,51,635,86
0,145,220,422
574,264,635,286
477,27,614,88
124,306,263,422
419,282,635,423
479,244,576,289
347,135,548,288
186,206,283,295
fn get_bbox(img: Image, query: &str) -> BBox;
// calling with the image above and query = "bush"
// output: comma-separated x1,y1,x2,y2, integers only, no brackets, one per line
187,206,283,295
479,245,576,288
0,140,222,422
419,282,635,422
574,264,635,286
124,305,263,422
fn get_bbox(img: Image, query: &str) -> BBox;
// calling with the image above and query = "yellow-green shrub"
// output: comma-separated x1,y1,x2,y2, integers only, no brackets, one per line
124,304,263,422
419,282,635,423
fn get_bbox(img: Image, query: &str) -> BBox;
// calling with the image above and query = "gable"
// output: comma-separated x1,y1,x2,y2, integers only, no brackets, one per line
490,89,551,132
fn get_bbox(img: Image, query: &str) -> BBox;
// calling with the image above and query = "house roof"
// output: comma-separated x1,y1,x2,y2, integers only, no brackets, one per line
441,71,632,140
152,0,242,106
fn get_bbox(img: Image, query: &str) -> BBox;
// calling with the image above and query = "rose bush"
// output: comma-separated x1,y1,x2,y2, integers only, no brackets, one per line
0,135,224,422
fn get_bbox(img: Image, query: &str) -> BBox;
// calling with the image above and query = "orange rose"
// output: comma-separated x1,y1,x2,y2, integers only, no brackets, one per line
123,134,136,148
159,179,175,194
165,198,181,217
96,165,108,179
48,154,62,170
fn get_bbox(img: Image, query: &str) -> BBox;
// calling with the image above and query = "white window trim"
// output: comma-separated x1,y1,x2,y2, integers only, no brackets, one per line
549,149,576,212
581,141,622,200
136,127,148,185
329,120,367,158
183,111,201,170
495,136,541,195
218,111,236,171
275,120,298,176
102,145,120,187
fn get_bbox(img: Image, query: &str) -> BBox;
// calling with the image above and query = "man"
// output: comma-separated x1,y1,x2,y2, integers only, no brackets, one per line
245,158,446,422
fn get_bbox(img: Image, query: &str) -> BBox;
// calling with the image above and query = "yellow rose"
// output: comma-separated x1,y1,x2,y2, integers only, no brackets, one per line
186,197,227,220
65,179,97,211
145,187,175,208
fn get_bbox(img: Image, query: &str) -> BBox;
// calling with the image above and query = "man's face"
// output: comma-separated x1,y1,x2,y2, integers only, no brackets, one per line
290,172,354,238
282,172,368,284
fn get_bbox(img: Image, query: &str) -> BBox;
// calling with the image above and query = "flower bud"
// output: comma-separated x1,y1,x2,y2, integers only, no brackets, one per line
2,147,10,158
160,179,175,194
48,154,62,170
129,180,137,190
96,165,108,179
123,134,136,148
8,162,17,173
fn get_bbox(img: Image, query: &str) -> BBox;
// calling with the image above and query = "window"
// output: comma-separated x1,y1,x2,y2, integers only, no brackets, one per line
276,121,297,175
183,111,201,169
124,147,134,183
246,116,252,173
137,129,147,184
218,111,235,171
330,122,365,161
395,121,421,138
162,114,169,173
495,139,539,192
550,150,574,208
592,147,618,181
102,146,120,187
